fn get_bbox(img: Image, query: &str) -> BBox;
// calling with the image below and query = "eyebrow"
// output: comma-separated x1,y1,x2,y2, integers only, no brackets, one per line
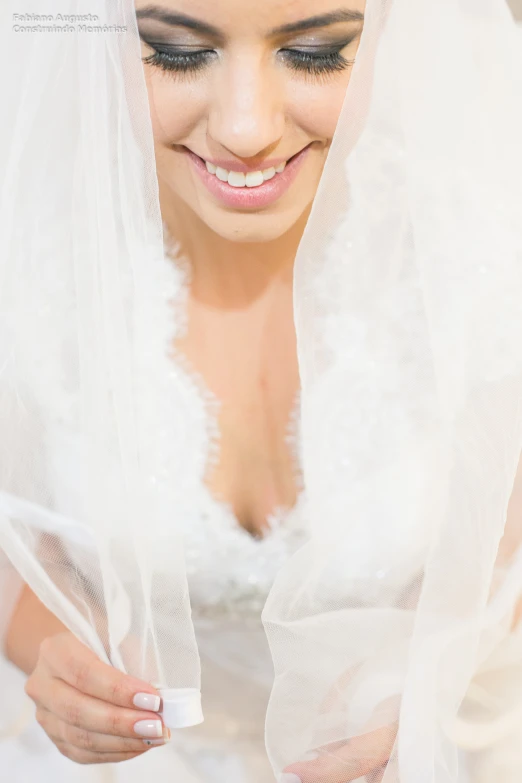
135,6,363,39
136,6,222,37
270,10,364,36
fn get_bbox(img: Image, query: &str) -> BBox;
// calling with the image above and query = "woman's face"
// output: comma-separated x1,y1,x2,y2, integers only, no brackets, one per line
136,0,365,243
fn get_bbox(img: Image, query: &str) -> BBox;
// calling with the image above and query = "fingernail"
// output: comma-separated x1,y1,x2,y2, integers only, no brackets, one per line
280,775,302,783
133,719,163,738
142,727,170,744
133,692,161,712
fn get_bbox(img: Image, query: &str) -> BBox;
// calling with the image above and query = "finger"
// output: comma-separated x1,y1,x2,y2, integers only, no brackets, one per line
366,764,387,783
55,741,147,765
41,634,161,711
36,708,168,754
368,757,398,782
34,676,169,740
282,724,396,783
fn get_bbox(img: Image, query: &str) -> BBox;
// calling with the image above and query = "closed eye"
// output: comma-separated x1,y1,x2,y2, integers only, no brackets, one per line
142,43,355,78
142,44,217,74
279,45,355,76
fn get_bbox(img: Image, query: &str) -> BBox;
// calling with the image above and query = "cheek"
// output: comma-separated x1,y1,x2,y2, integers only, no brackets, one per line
144,75,207,145
285,80,349,140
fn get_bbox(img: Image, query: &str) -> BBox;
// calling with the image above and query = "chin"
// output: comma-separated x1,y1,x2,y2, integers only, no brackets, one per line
194,204,307,244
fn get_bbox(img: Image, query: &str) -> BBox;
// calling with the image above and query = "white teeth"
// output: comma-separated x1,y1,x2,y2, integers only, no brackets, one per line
228,171,246,187
246,171,264,188
205,160,287,187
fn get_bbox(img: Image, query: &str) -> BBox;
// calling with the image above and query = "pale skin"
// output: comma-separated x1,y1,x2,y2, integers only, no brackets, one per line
4,0,402,778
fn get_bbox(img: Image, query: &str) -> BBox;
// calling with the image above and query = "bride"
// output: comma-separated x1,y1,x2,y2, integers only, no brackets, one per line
1,0,522,781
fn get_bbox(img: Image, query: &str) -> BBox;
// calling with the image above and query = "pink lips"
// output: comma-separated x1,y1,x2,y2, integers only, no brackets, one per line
186,145,311,210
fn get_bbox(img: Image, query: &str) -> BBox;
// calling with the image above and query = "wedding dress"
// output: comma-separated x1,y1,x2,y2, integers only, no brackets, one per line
0,241,514,783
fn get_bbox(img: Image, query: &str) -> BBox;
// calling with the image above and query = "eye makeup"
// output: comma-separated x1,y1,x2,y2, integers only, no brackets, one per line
137,7,362,80
140,35,358,78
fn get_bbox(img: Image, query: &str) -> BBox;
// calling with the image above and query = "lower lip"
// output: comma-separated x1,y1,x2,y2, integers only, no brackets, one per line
186,145,311,210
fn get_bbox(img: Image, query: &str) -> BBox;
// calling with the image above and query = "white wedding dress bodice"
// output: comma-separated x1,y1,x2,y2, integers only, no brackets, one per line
110,476,309,783
119,246,309,781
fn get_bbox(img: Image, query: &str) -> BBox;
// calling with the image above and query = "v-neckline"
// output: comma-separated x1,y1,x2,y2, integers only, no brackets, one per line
163,232,304,543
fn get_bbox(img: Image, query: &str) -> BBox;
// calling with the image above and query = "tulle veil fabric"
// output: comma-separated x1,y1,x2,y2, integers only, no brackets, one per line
1,0,522,780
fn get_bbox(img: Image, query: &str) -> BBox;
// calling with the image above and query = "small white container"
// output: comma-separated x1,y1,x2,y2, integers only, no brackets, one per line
159,688,204,728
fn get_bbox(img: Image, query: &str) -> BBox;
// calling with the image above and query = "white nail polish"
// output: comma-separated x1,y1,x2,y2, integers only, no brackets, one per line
134,719,163,738
133,692,161,712
280,774,302,783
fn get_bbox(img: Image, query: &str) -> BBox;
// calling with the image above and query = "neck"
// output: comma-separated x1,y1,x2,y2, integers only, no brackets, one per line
159,183,309,309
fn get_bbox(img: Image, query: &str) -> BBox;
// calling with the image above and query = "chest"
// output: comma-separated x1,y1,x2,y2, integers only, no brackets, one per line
175,282,301,536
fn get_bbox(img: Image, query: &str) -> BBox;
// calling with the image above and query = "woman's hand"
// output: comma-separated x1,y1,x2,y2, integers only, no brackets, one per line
280,722,397,783
280,696,400,783
25,631,169,765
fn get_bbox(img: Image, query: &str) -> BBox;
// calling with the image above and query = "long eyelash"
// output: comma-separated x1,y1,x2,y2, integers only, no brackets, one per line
283,50,354,76
143,47,354,78
143,49,214,74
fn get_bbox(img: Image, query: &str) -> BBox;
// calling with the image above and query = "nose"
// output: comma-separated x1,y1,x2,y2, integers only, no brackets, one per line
207,53,285,162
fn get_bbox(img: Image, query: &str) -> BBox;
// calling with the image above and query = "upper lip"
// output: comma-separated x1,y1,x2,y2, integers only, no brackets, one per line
187,144,310,173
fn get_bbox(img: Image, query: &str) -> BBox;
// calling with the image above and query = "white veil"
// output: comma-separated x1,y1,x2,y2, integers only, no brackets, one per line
1,0,522,780
264,2,522,780
0,0,203,728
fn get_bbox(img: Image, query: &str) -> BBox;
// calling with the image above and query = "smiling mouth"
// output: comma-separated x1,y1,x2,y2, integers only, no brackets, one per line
184,143,312,209
190,146,311,189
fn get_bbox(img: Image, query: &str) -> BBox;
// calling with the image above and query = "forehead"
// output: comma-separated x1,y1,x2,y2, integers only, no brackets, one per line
134,0,366,35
